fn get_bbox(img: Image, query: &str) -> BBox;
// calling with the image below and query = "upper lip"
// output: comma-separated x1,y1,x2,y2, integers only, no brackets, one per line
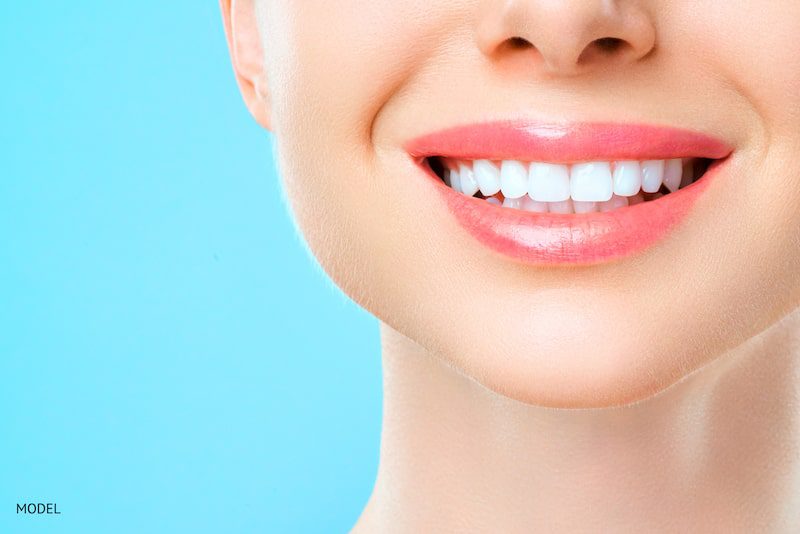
404,121,733,163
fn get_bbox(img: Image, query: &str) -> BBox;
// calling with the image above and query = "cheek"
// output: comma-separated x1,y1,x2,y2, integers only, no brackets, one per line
264,0,468,304
683,2,800,316
685,3,800,133
264,0,460,141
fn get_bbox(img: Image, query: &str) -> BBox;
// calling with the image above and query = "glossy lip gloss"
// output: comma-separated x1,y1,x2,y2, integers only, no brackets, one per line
404,122,733,265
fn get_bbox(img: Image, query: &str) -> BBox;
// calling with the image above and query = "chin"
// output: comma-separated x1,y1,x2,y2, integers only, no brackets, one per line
432,301,698,409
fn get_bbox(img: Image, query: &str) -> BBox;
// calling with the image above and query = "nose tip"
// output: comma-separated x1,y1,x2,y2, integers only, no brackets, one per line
476,0,656,77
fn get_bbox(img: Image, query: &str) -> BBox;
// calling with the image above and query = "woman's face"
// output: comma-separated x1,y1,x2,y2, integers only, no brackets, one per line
231,0,800,406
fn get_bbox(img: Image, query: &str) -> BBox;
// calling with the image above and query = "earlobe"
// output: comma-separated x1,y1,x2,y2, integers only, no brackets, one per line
220,0,272,130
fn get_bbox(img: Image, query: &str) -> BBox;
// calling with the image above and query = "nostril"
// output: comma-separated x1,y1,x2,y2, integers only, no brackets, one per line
577,37,633,65
593,37,625,54
506,36,534,50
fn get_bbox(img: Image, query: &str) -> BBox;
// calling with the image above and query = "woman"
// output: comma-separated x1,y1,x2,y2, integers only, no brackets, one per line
221,0,800,530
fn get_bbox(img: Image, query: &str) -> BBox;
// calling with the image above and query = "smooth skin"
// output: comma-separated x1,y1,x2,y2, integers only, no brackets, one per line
221,0,800,530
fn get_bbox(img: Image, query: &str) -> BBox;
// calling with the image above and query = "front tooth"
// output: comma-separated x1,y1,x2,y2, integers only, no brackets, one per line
662,159,682,192
458,162,479,196
449,168,462,193
570,162,613,202
486,196,501,206
528,163,570,202
521,196,548,213
549,199,574,214
500,160,528,198
502,197,522,209
641,159,665,193
473,159,502,196
612,161,642,197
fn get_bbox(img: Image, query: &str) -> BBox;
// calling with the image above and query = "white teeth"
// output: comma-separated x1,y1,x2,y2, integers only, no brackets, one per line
500,160,528,199
458,162,479,196
449,168,462,193
662,158,682,193
473,159,502,196
570,162,613,202
549,199,573,214
641,159,665,193
529,162,571,202
573,200,598,213
612,160,642,197
439,156,701,212
599,194,629,212
521,196,548,213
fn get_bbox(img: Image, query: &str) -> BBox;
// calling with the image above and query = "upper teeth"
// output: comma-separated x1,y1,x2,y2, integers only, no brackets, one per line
445,158,691,202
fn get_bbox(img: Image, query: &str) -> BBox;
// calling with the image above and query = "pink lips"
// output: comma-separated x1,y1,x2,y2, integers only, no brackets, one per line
405,122,733,265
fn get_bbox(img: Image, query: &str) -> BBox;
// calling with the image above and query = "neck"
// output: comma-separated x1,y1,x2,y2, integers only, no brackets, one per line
355,308,800,532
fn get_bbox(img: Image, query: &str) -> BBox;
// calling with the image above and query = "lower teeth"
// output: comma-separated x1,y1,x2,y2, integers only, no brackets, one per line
485,190,663,214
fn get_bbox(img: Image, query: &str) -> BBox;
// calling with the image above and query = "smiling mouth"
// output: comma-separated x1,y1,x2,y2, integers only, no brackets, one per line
404,121,733,265
426,156,714,214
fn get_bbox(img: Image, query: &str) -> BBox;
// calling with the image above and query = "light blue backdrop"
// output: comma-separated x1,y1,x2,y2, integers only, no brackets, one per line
0,2,382,532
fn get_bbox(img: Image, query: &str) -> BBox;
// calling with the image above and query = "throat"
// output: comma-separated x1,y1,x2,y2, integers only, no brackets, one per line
355,318,800,532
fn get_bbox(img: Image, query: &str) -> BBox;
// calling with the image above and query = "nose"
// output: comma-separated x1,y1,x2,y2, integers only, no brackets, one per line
476,0,656,76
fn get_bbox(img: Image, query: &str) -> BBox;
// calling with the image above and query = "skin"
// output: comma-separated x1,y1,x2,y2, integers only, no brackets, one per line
221,0,800,529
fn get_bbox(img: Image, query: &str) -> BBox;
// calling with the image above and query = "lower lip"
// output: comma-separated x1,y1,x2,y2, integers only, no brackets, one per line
430,161,724,265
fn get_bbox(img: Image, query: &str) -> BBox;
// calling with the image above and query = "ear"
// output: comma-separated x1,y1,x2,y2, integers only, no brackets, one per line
220,0,272,130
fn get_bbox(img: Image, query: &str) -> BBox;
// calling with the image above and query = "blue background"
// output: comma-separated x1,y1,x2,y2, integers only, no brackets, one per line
0,2,382,532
